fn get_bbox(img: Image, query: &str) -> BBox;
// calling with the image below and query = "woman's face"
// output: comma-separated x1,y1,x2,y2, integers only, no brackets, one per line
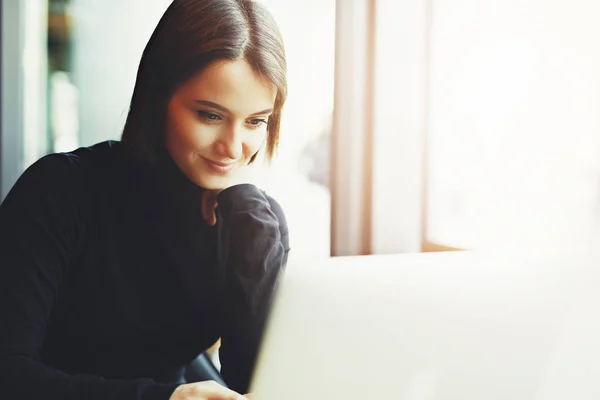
165,59,276,190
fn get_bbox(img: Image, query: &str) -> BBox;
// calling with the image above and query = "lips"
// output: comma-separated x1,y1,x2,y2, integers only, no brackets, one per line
202,157,235,174
213,160,233,167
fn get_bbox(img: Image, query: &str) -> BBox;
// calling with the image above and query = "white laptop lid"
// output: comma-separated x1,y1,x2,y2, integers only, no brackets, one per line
249,250,600,400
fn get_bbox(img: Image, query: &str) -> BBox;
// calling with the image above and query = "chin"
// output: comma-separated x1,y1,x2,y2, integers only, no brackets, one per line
190,174,227,191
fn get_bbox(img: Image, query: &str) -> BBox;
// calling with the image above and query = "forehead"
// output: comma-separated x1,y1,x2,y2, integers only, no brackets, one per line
177,59,276,113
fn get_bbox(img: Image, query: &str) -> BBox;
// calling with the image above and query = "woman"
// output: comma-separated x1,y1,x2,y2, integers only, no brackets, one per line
0,1,289,399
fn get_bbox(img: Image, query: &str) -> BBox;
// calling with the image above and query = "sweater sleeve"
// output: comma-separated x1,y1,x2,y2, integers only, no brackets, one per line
0,155,178,400
215,184,290,394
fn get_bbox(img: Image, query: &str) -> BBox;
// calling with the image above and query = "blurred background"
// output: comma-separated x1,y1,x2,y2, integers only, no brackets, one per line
2,0,600,261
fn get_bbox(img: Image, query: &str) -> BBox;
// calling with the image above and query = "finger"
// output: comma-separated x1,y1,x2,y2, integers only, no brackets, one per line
206,193,216,226
209,200,218,226
201,191,210,223
202,191,218,226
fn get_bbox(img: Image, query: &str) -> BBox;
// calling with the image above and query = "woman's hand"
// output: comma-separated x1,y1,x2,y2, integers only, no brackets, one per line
201,189,220,226
201,163,259,226
169,381,250,400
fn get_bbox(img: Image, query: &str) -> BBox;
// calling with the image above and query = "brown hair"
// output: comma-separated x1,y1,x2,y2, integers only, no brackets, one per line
121,0,287,163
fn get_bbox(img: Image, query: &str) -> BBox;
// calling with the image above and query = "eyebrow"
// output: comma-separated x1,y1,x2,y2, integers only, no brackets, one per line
194,100,273,117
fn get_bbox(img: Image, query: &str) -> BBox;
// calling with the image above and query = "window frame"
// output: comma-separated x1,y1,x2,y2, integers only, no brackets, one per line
331,0,462,255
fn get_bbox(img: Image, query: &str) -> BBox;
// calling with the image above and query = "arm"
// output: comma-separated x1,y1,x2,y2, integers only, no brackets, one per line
215,184,290,394
0,155,178,400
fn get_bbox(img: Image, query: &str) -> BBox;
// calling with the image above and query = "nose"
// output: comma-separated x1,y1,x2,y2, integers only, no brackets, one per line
216,123,243,160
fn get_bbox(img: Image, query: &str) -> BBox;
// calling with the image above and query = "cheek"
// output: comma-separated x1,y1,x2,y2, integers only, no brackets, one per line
244,132,267,157
166,109,216,152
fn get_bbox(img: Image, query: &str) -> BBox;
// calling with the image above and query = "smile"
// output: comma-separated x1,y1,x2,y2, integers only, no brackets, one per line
201,157,235,174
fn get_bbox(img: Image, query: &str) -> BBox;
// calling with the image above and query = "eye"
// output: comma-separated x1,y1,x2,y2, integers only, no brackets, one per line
248,118,268,128
196,110,221,122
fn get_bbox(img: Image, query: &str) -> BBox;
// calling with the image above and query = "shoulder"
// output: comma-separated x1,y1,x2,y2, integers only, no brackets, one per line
22,140,121,175
54,140,123,171
2,141,122,208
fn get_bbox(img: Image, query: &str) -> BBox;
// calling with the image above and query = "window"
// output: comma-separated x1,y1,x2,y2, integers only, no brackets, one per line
335,0,600,254
424,0,600,250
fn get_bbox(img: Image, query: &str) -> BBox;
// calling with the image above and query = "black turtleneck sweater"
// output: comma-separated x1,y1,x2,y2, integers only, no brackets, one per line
0,141,290,399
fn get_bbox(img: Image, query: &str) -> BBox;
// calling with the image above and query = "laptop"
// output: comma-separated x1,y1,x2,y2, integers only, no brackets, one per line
249,249,600,399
